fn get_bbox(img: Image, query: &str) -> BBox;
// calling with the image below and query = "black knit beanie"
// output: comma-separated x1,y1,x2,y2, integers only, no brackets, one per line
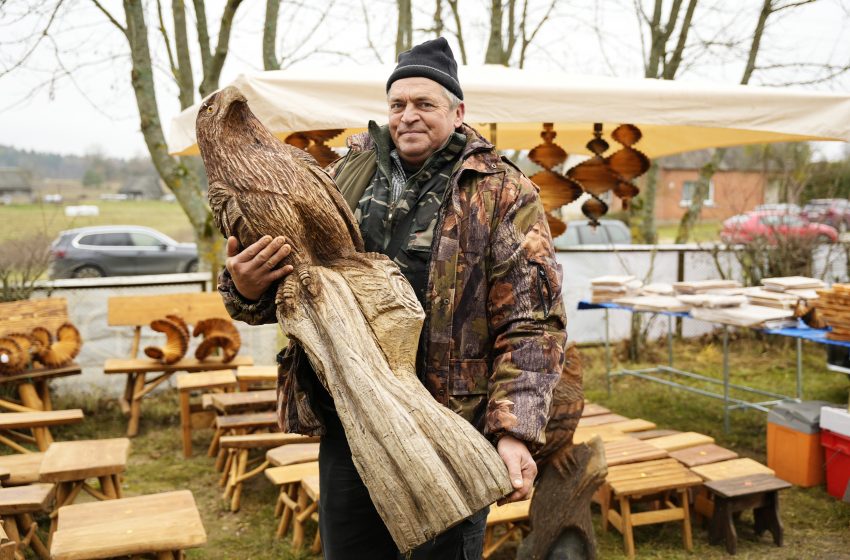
386,37,463,100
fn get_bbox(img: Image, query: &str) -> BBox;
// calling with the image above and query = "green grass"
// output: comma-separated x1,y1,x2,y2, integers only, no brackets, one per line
656,221,722,244
0,201,195,243
13,334,850,559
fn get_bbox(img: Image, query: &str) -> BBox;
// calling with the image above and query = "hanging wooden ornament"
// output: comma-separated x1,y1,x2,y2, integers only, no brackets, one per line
605,124,650,210
528,123,582,235
567,123,619,226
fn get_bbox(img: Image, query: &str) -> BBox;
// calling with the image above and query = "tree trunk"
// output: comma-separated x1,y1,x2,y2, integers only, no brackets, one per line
433,0,444,37
277,258,512,553
263,0,281,70
638,162,658,244
198,0,243,97
674,148,725,244
123,0,220,271
395,0,412,58
172,0,194,110
485,0,505,64
446,0,468,64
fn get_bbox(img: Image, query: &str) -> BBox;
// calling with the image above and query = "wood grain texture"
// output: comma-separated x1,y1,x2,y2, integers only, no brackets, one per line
38,438,130,483
107,293,230,327
0,299,69,337
0,409,83,430
197,86,512,552
0,483,54,515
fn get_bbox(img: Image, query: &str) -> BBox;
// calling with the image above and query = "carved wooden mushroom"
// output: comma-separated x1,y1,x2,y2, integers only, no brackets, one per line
36,323,82,368
144,317,190,365
193,318,241,362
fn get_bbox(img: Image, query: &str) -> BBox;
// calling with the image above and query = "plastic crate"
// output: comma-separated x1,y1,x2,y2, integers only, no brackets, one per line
821,429,850,501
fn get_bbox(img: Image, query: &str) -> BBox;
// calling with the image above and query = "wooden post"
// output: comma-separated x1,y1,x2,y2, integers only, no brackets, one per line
127,373,146,437
620,496,635,560
292,485,308,549
680,489,693,551
179,389,192,458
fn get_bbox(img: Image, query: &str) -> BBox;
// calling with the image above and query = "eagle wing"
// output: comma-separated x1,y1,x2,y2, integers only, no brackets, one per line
306,165,365,252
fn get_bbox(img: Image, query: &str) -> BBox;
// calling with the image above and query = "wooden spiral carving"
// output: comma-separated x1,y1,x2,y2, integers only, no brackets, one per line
144,316,190,365
37,323,82,368
29,327,52,355
528,123,583,237
193,318,241,362
0,337,27,375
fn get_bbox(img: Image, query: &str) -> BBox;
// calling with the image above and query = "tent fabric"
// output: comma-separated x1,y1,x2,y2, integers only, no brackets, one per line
168,65,850,158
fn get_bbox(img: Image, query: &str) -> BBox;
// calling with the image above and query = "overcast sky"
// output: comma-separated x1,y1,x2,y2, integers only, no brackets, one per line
1,0,848,160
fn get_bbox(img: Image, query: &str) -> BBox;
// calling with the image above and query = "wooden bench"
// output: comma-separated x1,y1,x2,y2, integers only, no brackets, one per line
0,410,84,453
175,370,237,458
104,292,253,437
0,453,43,486
265,462,319,540
219,433,318,512
50,490,207,560
602,458,703,559
581,403,610,417
0,483,54,559
0,298,83,417
669,443,739,468
236,365,277,391
483,500,530,559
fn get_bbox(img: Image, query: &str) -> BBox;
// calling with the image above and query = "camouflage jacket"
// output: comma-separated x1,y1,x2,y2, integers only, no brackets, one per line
218,123,568,448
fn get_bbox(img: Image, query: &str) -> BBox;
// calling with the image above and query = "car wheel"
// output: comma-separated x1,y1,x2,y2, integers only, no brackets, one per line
185,259,199,273
72,265,104,278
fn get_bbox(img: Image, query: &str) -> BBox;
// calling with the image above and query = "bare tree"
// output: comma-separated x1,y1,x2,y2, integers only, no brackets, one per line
263,0,341,69
486,0,558,66
445,0,468,64
396,0,413,58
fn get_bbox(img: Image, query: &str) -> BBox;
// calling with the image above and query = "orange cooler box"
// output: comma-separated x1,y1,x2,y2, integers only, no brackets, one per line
767,401,829,487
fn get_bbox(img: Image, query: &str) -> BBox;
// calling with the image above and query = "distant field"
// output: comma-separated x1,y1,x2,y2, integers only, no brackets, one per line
0,200,196,243
656,220,721,244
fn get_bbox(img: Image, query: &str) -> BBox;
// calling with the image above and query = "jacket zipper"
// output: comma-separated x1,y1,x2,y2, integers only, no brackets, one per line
531,261,553,318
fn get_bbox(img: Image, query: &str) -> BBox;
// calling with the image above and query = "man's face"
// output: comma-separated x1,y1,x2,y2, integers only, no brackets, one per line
388,77,465,167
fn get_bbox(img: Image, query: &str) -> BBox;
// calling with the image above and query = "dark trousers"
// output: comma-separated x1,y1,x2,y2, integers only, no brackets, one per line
318,411,488,560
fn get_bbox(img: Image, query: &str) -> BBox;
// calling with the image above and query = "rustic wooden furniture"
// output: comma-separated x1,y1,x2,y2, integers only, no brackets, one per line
580,403,610,417
603,438,669,467
292,474,321,553
210,389,276,415
209,411,278,468
38,438,130,538
265,462,319,540
0,483,53,559
236,365,277,391
669,443,739,468
576,413,628,427
0,520,16,560
631,429,680,440
691,458,775,482
49,490,207,560
483,500,530,559
646,431,714,452
103,292,253,437
175,370,237,458
0,299,83,417
601,458,703,559
573,425,627,444
704,474,791,555
0,410,84,453
0,454,43,486
219,432,318,512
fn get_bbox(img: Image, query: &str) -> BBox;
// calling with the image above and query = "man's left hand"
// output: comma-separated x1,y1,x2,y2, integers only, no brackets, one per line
496,435,537,503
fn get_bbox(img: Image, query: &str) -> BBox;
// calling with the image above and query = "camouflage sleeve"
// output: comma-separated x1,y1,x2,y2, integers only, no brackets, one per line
217,268,278,326
486,170,568,449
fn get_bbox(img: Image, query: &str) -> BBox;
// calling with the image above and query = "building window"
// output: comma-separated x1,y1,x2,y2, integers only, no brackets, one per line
680,180,715,207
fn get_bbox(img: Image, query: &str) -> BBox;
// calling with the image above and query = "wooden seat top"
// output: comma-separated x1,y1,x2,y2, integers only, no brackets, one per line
577,413,629,427
486,499,530,526
266,443,320,467
0,409,84,430
265,462,319,486
39,438,131,483
51,490,207,560
581,403,610,417
301,474,320,501
236,365,277,381
219,432,317,450
176,370,238,391
0,452,44,486
669,444,739,468
215,411,278,430
704,473,791,498
211,389,276,413
606,458,703,497
573,425,628,444
0,483,54,515
646,431,714,452
604,438,669,467
690,458,774,482
104,355,253,375
107,292,230,326
605,419,657,433
0,364,82,385
631,429,681,441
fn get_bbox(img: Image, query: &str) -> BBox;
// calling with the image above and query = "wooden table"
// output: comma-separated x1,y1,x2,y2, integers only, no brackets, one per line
50,490,207,560
210,411,278,467
236,365,277,391
581,403,610,417
39,438,131,538
211,389,276,415
104,355,252,437
705,474,791,555
175,370,237,458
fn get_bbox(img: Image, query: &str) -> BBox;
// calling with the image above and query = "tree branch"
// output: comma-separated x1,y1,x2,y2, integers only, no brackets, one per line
1,0,72,77
664,0,697,78
155,0,178,82
199,0,243,97
446,0,468,64
360,0,384,63
91,0,127,36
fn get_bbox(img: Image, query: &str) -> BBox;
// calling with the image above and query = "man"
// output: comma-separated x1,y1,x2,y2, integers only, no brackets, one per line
218,37,568,559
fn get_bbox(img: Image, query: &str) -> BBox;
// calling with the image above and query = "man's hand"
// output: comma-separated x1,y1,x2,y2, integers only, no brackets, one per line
496,434,537,503
225,235,293,301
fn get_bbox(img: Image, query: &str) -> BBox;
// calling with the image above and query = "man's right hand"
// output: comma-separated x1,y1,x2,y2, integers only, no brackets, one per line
225,235,293,301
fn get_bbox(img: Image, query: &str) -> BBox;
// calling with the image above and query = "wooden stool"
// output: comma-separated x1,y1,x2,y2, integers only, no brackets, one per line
669,444,739,468
603,438,669,467
209,412,278,469
38,438,130,540
211,389,276,415
176,370,237,458
265,462,319,539
577,413,629,427
50,490,207,560
0,410,84,454
219,433,318,512
631,429,680,441
293,474,321,554
236,365,277,391
704,474,791,555
602,458,703,559
0,483,54,559
691,458,775,522
0,519,17,560
646,431,714,452
581,403,610,417
0,454,44,486
483,500,530,559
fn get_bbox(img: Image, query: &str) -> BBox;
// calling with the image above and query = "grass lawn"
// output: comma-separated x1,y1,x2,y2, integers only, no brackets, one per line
16,333,850,559
656,221,722,244
0,201,195,243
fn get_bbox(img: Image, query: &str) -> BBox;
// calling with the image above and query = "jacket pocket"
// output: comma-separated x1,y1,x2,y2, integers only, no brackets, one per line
530,260,553,318
449,359,489,396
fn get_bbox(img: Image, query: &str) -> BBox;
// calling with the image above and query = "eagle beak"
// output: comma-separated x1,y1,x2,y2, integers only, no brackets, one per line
217,86,248,117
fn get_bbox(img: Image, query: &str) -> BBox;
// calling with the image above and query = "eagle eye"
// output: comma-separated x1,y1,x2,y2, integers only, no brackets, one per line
206,105,214,113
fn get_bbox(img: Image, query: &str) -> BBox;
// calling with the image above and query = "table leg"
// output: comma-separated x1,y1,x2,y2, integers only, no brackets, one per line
619,496,635,560
179,389,192,458
667,315,674,367
604,309,612,396
99,476,118,499
796,338,803,400
754,491,783,547
722,326,730,434
20,513,49,560
680,489,693,552
127,373,146,437
717,498,737,555
112,474,123,498
293,485,308,549
35,380,52,412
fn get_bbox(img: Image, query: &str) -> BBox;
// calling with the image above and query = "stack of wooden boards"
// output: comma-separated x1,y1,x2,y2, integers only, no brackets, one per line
590,276,642,303
814,283,850,340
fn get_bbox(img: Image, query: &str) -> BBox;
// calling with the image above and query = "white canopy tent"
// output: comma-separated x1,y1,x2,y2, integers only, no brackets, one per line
168,64,850,158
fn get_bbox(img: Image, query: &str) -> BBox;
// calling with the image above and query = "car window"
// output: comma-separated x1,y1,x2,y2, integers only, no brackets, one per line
760,216,780,226
131,233,163,247
605,223,630,244
783,216,805,226
95,233,132,246
578,224,611,244
77,234,99,246
555,227,580,247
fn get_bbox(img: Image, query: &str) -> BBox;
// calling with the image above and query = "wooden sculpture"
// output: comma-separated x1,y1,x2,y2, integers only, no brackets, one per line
29,326,52,355
35,323,82,368
0,337,27,376
528,124,583,238
606,125,649,210
193,318,241,362
196,86,511,552
144,316,189,365
519,344,607,560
